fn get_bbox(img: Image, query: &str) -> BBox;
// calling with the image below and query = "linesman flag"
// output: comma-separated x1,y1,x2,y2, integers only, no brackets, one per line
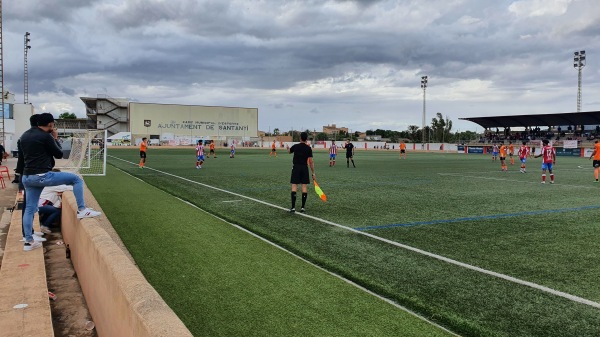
314,179,327,202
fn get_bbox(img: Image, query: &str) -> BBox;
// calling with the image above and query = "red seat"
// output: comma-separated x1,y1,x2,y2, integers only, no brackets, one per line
0,166,10,180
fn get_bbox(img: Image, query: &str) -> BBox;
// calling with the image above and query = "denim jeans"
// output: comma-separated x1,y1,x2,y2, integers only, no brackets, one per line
22,172,85,243
38,205,61,228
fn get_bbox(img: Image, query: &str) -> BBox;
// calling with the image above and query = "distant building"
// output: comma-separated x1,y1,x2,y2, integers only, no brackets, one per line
81,95,258,145
322,124,348,135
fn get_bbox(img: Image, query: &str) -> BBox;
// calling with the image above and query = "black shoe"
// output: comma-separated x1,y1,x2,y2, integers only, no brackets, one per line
300,208,305,213
289,208,296,213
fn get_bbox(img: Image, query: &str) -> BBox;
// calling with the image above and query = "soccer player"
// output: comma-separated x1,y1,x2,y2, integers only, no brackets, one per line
289,132,315,213
209,141,217,158
270,140,277,157
329,140,337,167
518,141,529,173
535,139,556,184
230,143,236,158
499,142,508,171
508,141,515,165
589,140,600,182
195,140,205,169
399,140,407,159
343,139,356,168
491,143,499,161
139,137,148,168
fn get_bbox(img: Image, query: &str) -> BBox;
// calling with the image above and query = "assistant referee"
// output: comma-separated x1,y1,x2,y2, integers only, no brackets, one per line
289,132,315,213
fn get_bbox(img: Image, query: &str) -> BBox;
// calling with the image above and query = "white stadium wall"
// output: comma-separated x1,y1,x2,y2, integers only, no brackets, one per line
129,103,258,145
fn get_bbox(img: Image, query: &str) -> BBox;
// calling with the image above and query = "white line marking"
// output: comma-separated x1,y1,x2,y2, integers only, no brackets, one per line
438,173,597,189
109,155,600,309
111,164,459,336
222,200,243,203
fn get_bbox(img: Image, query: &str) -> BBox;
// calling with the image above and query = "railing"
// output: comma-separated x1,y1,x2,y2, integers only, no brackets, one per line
97,94,128,108
55,119,89,130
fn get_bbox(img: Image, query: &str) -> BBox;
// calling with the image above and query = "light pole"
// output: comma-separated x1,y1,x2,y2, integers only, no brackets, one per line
421,75,428,145
24,32,31,104
573,50,586,112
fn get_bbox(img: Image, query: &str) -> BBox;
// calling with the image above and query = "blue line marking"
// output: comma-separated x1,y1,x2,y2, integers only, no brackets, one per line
355,205,600,231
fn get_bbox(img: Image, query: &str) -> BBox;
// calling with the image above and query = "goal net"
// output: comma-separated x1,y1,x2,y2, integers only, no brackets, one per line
56,130,107,176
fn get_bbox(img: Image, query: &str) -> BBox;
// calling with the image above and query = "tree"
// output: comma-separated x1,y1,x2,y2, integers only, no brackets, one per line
291,131,300,142
316,132,328,141
59,112,77,119
407,125,420,142
273,128,280,136
431,112,453,142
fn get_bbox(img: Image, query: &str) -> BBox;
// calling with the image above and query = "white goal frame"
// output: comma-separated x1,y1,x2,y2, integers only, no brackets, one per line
56,130,107,176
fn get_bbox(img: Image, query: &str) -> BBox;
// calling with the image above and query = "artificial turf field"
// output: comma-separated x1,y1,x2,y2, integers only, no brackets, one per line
86,147,600,336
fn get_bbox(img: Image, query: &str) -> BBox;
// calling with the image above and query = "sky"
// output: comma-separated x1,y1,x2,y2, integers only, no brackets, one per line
3,0,600,133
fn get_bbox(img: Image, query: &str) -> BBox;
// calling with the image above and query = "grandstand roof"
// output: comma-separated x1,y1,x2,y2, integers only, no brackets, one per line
460,111,600,129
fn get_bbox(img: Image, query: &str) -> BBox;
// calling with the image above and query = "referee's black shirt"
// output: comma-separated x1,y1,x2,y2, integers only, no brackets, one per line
290,142,313,165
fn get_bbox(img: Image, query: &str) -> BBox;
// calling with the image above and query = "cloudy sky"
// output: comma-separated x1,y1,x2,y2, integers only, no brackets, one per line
3,0,600,133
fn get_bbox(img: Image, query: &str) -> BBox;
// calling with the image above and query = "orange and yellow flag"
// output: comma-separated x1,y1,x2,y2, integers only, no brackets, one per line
314,180,327,202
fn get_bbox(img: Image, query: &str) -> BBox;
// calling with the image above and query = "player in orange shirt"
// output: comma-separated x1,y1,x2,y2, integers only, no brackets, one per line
589,140,600,182
209,141,216,158
139,137,148,169
399,141,407,159
508,141,515,165
269,140,277,157
499,142,508,171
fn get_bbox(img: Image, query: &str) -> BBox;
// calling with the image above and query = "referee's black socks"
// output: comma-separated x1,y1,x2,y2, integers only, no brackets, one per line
301,192,307,208
291,191,297,209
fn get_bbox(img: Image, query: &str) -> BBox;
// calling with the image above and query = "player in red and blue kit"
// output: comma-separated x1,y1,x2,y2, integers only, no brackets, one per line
518,141,529,173
491,143,499,161
534,139,556,184
329,140,337,167
196,140,205,169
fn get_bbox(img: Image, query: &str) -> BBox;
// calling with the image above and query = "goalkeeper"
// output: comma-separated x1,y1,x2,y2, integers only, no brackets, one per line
288,132,315,213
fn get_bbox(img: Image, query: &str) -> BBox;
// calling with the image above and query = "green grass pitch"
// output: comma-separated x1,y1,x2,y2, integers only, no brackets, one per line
85,147,600,336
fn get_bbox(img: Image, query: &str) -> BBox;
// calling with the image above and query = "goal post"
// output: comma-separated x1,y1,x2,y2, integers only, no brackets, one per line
56,130,107,176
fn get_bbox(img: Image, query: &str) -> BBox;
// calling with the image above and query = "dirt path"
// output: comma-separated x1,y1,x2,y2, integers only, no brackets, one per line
44,229,97,337
0,208,97,337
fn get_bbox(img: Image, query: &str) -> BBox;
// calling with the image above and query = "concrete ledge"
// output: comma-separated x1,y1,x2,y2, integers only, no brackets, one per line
61,191,192,337
0,203,54,337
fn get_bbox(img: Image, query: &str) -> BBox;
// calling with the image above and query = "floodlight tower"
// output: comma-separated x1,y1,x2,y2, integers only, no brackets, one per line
24,32,31,104
421,75,428,144
573,50,586,112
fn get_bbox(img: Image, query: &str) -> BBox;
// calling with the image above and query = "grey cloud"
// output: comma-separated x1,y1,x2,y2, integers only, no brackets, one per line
6,0,100,22
4,0,600,131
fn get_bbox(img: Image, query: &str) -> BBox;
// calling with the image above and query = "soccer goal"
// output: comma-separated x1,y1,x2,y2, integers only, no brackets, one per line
56,130,107,176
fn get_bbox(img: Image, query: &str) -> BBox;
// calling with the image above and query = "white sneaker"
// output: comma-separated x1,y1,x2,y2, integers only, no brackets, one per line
40,226,52,234
21,234,47,242
34,231,45,236
23,241,43,251
77,208,102,219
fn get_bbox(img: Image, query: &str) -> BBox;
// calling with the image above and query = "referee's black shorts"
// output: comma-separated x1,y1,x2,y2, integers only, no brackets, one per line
290,165,310,184
140,151,147,158
593,160,600,168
